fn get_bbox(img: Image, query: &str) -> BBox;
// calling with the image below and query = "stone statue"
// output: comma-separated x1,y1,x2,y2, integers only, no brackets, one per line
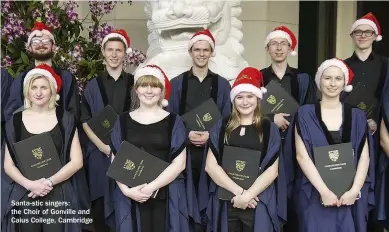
141,0,248,82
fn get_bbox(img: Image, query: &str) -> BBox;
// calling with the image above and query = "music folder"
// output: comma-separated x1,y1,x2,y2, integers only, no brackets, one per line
261,80,300,115
313,142,356,198
218,145,261,200
106,141,169,198
13,132,62,180
344,83,379,119
182,98,222,131
87,105,118,144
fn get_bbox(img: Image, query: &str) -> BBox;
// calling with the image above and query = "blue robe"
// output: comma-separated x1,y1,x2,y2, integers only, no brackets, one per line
4,65,80,122
167,71,232,222
81,75,132,203
377,64,389,226
105,112,191,231
205,116,287,232
286,103,375,232
2,109,84,232
1,69,13,220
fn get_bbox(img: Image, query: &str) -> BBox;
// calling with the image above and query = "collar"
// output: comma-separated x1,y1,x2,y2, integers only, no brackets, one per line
270,64,293,75
34,59,53,67
102,70,125,80
350,51,376,62
188,67,215,80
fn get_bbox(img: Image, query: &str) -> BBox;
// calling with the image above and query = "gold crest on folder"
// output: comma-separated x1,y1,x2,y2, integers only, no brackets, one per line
123,159,135,171
32,147,43,160
236,160,246,172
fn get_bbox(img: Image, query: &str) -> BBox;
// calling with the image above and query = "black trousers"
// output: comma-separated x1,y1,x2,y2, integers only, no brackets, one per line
227,203,254,232
18,185,64,232
282,199,298,232
91,197,111,232
138,198,166,232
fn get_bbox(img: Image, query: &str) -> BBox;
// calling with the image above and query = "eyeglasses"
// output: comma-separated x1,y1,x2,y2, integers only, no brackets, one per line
30,39,52,46
268,41,290,48
352,30,375,37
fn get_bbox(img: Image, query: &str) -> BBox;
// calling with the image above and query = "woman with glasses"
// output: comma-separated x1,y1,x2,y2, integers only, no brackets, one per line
205,67,286,232
2,64,84,232
287,59,374,232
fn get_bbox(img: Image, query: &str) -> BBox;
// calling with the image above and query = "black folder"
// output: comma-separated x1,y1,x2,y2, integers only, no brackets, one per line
182,99,222,131
261,80,300,115
344,83,379,119
218,145,261,200
107,141,169,197
313,142,356,198
13,132,62,180
87,105,118,144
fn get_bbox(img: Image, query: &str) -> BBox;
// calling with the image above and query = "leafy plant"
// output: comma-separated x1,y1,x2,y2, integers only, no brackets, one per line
1,0,144,92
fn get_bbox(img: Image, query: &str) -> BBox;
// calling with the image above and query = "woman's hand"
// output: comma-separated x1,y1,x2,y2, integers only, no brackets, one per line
320,189,338,207
124,184,152,203
339,190,360,206
26,178,53,197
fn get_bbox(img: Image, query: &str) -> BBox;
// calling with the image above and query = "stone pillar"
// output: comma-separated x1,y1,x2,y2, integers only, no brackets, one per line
335,1,357,59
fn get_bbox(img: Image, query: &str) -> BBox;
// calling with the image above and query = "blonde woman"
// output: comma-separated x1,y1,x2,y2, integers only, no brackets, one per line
205,67,286,232
2,64,83,232
106,65,191,232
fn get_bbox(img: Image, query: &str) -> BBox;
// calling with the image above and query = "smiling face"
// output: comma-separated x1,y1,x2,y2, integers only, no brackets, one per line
351,24,377,50
320,66,346,99
102,39,126,69
24,75,57,109
27,34,56,61
266,38,291,63
189,40,212,68
134,75,164,108
233,92,258,116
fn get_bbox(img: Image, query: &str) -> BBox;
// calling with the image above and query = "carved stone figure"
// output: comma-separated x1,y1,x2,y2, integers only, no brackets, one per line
141,0,248,82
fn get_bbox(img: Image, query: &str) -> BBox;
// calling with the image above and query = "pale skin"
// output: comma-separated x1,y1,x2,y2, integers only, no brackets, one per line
266,37,293,131
4,77,83,198
350,24,379,133
113,82,186,203
27,33,56,66
187,40,214,146
380,120,389,157
205,92,279,210
295,66,370,207
82,40,127,157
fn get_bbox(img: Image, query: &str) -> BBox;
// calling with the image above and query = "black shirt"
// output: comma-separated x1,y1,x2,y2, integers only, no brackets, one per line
80,71,133,123
261,65,295,94
184,69,215,114
345,52,382,100
125,114,170,199
226,124,263,151
345,52,384,121
21,124,63,156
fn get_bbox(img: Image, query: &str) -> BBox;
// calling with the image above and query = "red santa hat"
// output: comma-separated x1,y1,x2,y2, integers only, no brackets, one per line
102,29,132,54
24,64,62,101
351,12,382,41
27,22,55,46
315,58,355,92
134,64,171,107
265,26,297,56
188,29,216,56
230,67,267,101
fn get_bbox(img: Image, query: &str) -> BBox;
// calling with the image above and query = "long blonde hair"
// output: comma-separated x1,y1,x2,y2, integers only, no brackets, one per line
224,100,263,144
130,75,165,111
23,74,58,109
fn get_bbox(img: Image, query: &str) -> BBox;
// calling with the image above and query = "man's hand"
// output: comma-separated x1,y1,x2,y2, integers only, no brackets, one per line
367,119,377,134
274,113,290,131
189,131,209,147
99,145,111,157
